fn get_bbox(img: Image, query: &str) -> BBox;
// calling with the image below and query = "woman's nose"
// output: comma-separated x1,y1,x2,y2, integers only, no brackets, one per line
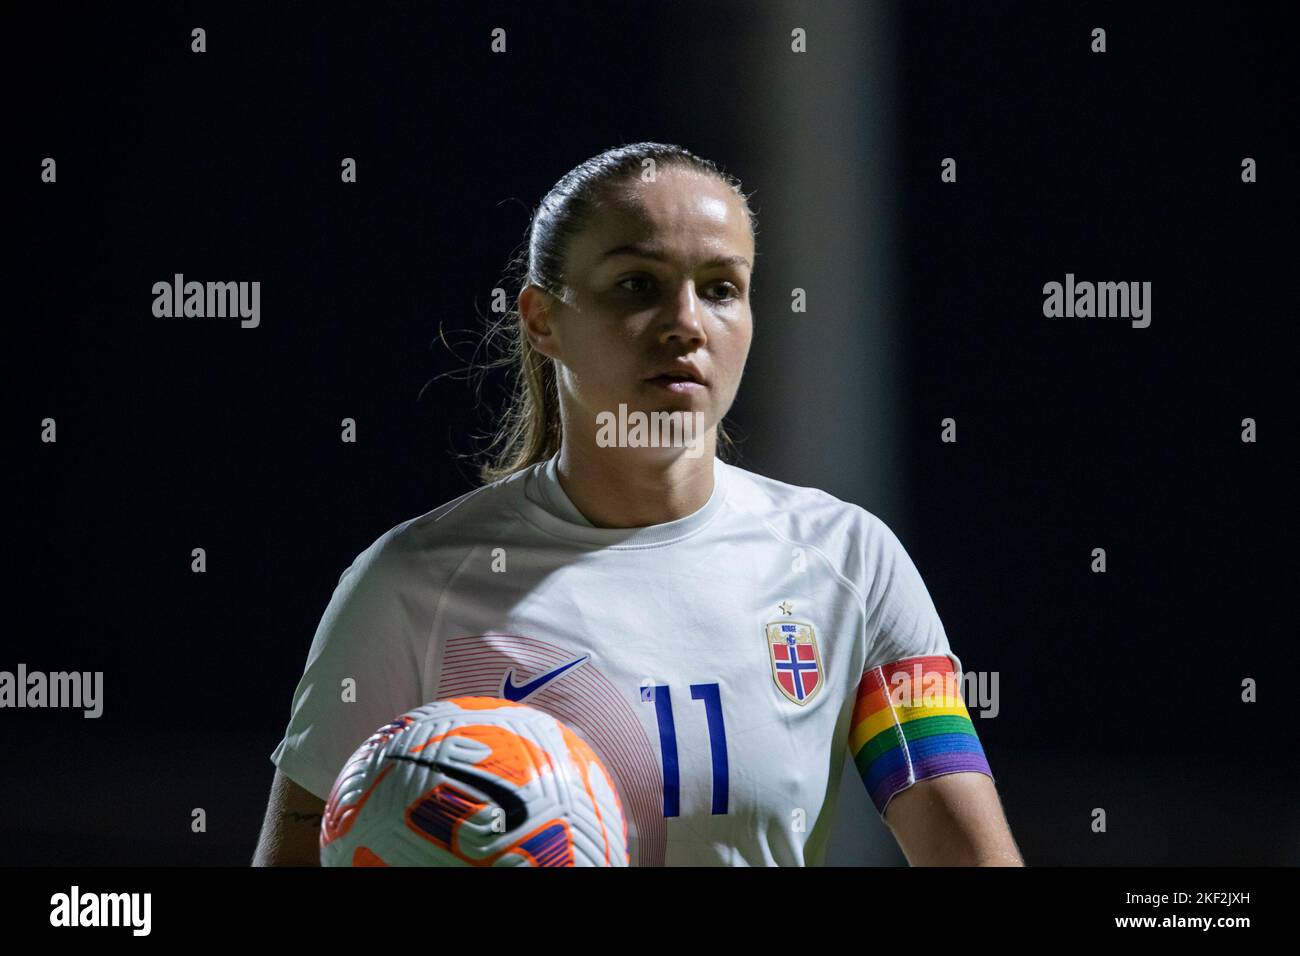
660,282,706,343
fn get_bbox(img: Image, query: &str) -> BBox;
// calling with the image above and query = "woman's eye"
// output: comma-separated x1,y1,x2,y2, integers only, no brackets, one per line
616,276,741,301
617,276,653,294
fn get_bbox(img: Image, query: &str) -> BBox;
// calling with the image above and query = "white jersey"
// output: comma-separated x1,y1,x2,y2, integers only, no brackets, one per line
271,453,993,865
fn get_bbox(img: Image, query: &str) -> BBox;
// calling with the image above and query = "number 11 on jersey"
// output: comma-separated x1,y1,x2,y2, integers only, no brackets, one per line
641,682,729,817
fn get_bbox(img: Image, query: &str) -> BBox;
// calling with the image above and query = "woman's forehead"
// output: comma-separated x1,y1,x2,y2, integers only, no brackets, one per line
578,173,752,263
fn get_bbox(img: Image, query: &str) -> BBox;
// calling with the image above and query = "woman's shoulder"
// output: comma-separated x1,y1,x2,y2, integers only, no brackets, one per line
721,461,911,592
720,459,883,532
347,468,533,574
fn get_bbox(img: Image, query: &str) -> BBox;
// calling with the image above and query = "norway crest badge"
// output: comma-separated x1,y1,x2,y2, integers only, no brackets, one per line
765,621,823,705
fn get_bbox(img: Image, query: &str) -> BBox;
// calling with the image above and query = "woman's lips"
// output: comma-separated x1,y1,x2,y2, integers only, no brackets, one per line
646,375,706,393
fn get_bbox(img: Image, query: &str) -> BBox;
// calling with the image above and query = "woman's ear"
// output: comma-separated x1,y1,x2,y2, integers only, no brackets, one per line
519,285,561,361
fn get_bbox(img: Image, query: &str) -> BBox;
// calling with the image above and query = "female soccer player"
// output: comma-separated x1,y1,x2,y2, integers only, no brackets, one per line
253,143,1023,866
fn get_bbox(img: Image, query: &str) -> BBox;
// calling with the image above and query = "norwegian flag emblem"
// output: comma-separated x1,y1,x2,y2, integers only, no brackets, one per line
765,621,823,705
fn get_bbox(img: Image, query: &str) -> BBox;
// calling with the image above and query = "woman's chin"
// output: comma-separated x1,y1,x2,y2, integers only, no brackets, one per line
592,399,713,455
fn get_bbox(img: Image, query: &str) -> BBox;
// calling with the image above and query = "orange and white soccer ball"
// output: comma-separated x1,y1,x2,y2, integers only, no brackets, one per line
320,697,629,866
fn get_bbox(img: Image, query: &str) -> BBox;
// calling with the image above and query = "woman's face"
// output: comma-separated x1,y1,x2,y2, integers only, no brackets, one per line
521,165,754,456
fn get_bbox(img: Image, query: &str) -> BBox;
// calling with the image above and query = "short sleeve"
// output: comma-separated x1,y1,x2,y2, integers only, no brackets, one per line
270,530,428,800
859,517,958,673
847,517,993,817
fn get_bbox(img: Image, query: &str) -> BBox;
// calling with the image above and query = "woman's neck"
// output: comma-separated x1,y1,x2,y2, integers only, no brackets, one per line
554,432,717,529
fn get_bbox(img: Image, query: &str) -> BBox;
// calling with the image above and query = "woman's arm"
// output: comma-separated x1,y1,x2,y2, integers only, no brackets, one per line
252,768,327,866
883,771,1024,866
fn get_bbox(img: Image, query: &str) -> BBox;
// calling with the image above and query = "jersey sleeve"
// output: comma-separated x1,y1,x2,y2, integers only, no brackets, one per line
269,528,428,801
847,516,994,818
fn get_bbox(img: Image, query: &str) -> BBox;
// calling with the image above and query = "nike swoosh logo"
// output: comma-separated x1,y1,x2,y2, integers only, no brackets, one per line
501,654,590,702
387,754,529,832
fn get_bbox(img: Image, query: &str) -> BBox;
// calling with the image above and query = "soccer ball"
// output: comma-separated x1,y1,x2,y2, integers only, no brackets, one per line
319,696,629,866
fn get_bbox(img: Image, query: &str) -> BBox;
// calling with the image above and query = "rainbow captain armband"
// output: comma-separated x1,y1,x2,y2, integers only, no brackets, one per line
849,654,994,817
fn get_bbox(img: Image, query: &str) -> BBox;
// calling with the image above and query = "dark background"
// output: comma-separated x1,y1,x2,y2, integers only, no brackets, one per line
7,1,1295,865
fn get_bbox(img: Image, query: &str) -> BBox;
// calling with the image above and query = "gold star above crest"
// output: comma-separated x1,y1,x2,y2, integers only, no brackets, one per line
778,601,793,615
